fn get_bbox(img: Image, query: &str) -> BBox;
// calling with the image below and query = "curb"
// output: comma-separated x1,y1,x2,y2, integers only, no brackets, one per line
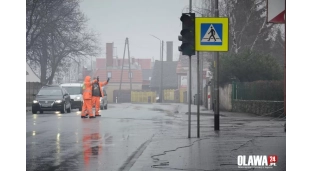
185,112,226,117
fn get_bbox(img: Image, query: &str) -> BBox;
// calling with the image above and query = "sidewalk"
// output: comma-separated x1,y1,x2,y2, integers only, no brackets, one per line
129,103,286,171
177,103,265,117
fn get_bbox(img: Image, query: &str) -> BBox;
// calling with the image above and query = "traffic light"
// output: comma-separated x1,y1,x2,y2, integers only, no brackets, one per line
178,13,195,56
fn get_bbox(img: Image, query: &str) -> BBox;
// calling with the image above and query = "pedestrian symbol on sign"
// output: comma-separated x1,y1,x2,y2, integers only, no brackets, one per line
201,24,222,43
200,23,223,46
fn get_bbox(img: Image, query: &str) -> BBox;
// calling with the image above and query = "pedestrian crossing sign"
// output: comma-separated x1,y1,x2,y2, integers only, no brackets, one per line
195,18,228,51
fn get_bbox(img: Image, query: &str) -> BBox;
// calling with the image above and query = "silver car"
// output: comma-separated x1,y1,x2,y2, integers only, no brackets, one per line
100,88,108,110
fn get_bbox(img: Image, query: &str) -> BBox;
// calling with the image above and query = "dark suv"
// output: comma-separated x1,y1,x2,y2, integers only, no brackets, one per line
32,85,72,114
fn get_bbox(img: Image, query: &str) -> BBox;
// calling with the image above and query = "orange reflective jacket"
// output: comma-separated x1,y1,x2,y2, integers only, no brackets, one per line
83,76,96,100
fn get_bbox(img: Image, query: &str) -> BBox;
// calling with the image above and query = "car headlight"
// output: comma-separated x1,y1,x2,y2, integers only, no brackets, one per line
55,100,62,103
33,100,38,103
75,97,81,100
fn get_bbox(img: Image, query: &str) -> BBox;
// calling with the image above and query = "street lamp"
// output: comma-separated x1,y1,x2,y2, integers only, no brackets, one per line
150,34,163,103
150,34,161,61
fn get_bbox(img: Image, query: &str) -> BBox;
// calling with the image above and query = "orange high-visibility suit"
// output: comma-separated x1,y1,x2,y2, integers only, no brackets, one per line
92,79,108,116
81,76,96,118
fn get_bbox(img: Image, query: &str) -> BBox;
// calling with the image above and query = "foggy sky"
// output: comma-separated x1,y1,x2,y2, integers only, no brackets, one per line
79,0,189,61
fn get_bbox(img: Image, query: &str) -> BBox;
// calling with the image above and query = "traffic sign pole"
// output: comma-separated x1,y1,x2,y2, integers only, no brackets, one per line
214,0,220,131
197,51,200,137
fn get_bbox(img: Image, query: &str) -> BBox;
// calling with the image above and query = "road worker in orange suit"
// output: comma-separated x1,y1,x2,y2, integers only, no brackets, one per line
81,76,96,118
92,76,110,116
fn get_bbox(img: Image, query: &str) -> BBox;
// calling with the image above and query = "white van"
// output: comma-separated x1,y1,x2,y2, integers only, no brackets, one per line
60,83,83,111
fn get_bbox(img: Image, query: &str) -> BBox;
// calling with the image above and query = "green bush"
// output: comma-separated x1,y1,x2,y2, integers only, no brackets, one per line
235,80,284,101
212,51,283,86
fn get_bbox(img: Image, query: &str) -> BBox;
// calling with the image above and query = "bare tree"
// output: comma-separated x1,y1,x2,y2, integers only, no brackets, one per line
26,0,101,84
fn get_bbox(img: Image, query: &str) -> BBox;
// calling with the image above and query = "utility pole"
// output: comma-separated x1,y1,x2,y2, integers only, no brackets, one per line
127,38,132,91
119,38,127,101
214,0,220,131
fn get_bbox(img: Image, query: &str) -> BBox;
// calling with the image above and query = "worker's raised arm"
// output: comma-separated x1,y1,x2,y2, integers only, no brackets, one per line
99,78,110,87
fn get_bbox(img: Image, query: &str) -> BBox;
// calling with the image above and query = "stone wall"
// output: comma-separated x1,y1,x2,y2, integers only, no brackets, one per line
232,100,284,117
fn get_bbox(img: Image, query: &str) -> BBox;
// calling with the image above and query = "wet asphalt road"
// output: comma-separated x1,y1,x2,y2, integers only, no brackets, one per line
27,104,286,171
26,103,178,171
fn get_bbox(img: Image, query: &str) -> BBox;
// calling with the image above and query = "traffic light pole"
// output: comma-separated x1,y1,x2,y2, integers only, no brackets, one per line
178,0,194,138
188,55,192,138
214,0,220,131
188,0,192,139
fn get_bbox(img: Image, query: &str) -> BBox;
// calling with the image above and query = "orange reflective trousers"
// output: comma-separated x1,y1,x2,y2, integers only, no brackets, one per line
92,96,101,115
81,99,93,117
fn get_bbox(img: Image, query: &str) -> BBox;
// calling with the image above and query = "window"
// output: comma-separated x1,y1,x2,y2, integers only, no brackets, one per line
107,72,112,78
63,87,81,95
128,72,133,78
62,88,68,95
38,87,62,96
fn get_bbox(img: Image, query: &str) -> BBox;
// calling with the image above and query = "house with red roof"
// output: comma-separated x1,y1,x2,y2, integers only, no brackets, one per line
92,45,152,102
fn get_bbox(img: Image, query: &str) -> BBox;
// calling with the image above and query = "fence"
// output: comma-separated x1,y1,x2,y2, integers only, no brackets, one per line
131,91,156,103
179,88,187,103
232,80,284,101
163,89,175,102
26,82,43,107
106,89,187,104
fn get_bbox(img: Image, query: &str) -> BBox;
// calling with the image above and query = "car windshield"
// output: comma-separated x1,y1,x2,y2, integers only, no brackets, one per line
38,88,62,96
62,87,81,95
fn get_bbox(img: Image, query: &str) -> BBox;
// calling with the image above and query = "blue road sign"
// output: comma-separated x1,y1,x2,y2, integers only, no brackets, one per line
200,23,222,46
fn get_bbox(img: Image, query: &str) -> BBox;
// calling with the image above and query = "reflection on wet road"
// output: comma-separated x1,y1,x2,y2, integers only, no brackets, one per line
26,104,178,171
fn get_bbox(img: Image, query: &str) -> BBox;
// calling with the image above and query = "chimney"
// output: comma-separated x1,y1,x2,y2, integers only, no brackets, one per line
166,41,173,61
106,43,114,67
